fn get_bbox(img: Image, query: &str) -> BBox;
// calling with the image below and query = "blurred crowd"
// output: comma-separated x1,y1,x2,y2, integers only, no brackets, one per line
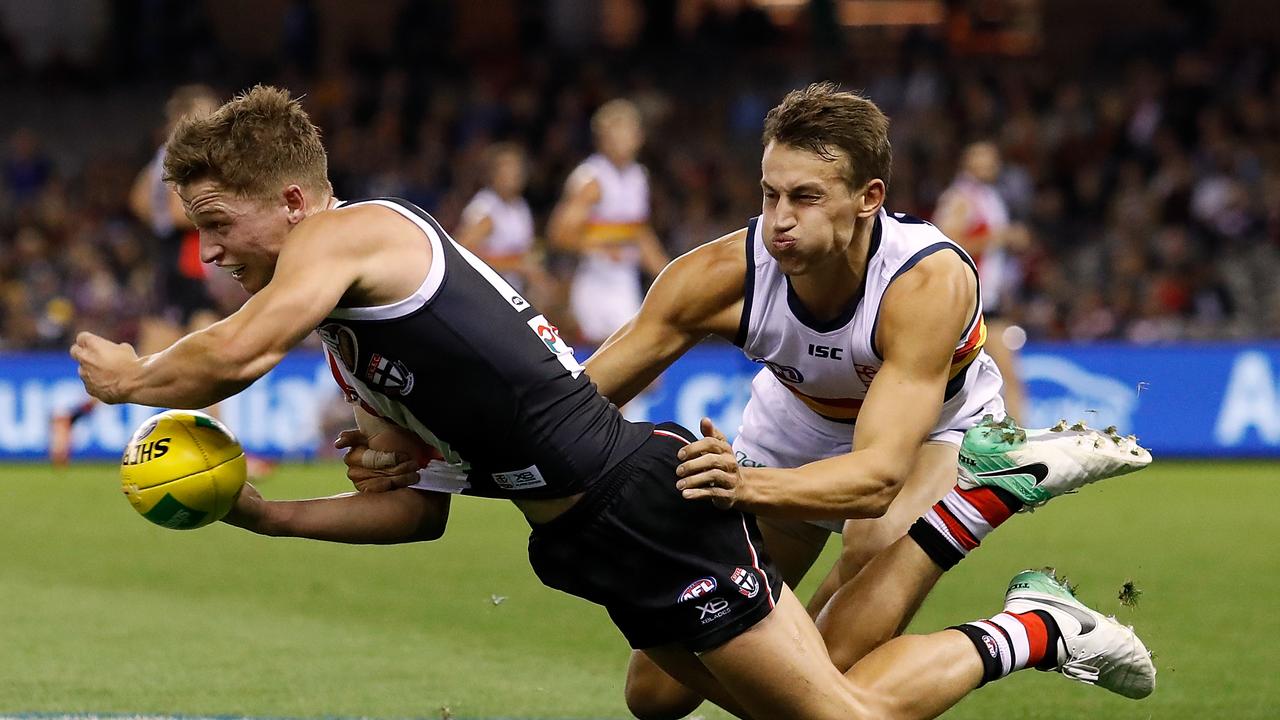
2,0,1280,350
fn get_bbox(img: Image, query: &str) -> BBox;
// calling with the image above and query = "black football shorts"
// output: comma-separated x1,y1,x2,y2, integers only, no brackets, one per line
527,421,783,652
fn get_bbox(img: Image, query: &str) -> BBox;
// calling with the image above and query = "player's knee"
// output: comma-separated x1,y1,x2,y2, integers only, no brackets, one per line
624,671,703,720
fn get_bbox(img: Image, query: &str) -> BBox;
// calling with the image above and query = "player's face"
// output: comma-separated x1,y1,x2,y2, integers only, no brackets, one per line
492,152,526,197
964,143,1001,183
179,178,294,294
760,141,864,275
598,116,644,162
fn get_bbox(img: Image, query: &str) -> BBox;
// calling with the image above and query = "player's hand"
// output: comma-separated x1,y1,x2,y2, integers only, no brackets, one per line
69,332,141,404
675,418,743,510
335,428,421,493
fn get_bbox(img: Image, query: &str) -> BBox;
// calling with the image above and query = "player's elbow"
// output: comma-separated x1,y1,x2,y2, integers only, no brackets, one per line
407,514,448,542
403,490,451,543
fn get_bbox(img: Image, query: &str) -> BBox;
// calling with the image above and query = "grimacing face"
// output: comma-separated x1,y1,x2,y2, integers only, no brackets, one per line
760,140,864,275
179,178,297,294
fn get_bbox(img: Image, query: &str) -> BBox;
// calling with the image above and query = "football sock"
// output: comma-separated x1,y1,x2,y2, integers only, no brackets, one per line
907,485,1023,569
953,610,1062,685
68,399,96,424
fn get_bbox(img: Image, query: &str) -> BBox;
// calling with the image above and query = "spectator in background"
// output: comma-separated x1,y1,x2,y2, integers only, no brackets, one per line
548,99,668,346
934,141,1028,420
454,143,555,309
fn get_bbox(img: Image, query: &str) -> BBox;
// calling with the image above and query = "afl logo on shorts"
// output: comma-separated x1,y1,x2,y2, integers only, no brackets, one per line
317,323,359,372
678,577,717,603
730,567,760,598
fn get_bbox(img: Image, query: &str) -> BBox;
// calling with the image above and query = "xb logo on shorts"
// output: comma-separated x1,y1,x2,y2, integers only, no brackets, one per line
697,598,731,623
678,577,717,602
730,567,760,598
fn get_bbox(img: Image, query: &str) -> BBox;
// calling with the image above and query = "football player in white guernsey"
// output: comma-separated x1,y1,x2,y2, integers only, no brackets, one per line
454,142,552,304
935,141,1029,420
584,84,1152,718
74,85,1155,720
549,99,669,344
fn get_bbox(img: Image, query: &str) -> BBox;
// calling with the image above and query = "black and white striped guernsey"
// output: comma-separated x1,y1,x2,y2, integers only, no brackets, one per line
319,197,651,500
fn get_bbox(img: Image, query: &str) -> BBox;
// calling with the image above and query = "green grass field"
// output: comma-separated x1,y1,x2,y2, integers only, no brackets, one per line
2,460,1278,719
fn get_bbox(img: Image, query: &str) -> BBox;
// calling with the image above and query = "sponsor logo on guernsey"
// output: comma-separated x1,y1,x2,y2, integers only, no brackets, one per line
697,598,731,623
526,314,584,378
365,353,415,396
730,567,760,598
491,464,548,490
807,343,844,360
679,577,717,602
751,358,804,384
317,323,359,371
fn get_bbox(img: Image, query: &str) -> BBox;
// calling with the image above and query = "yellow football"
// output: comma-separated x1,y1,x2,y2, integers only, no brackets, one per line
120,410,247,530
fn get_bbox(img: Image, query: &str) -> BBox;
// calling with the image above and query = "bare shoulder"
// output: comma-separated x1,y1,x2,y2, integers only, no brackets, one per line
648,227,749,337
878,248,975,350
299,202,433,306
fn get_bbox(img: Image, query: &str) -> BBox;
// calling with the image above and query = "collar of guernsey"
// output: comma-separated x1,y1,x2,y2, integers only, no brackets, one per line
736,209,987,423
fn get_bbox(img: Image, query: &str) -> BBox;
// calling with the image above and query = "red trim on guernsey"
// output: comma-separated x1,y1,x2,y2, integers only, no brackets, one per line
325,351,385,420
652,429,690,444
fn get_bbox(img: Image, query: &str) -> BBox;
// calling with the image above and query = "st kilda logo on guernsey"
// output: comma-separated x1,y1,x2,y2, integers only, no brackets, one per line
365,353,415,396
317,323,359,372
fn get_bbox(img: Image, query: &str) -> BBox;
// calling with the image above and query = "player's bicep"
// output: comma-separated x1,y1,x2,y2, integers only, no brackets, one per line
854,255,974,455
586,234,744,403
214,219,362,375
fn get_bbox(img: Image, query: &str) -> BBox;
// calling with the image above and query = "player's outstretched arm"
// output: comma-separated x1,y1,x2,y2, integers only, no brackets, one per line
224,482,451,544
679,252,975,519
71,208,389,409
547,175,601,251
586,229,747,405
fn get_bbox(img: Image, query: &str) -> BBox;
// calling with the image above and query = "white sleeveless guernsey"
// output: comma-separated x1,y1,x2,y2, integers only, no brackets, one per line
567,153,651,343
936,176,1014,315
734,210,1005,528
460,188,535,291
460,188,534,257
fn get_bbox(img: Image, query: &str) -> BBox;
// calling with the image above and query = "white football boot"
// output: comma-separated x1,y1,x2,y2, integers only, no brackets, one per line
958,415,1152,508
1003,569,1156,699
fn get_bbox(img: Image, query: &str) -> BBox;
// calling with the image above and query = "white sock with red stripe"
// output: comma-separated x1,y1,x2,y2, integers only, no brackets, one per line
953,610,1061,685
907,485,1023,570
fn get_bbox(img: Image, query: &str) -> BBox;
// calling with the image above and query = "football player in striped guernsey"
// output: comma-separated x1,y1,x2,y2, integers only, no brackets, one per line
584,83,1152,718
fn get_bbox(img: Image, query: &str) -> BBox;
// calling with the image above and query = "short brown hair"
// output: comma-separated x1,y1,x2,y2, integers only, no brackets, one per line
163,84,331,200
762,82,892,189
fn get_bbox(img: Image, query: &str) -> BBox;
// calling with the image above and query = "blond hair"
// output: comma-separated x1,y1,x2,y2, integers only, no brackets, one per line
591,98,641,136
163,84,332,200
762,82,892,189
